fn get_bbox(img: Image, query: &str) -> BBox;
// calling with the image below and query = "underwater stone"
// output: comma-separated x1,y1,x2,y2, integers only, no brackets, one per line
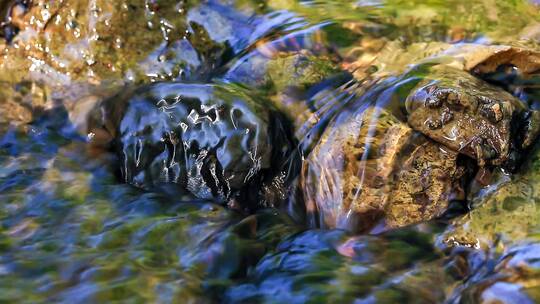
301,104,469,232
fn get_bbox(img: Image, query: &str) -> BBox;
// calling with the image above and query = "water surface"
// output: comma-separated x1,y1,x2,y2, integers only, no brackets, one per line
1,0,540,303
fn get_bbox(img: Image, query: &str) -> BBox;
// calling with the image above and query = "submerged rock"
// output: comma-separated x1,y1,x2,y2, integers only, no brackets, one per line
302,102,469,232
0,80,50,125
223,37,340,93
88,82,298,210
299,44,540,232
442,136,540,252
452,242,540,303
221,24,344,131
0,0,30,43
225,228,448,303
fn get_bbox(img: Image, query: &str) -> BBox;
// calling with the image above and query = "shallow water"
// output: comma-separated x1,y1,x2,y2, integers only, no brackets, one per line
1,0,540,303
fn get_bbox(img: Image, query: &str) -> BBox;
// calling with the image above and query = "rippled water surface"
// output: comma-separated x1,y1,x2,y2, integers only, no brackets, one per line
1,0,540,303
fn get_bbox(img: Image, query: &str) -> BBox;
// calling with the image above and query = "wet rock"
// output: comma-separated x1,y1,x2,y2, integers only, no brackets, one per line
299,42,540,232
406,66,536,168
225,229,448,303
87,82,298,210
0,80,50,125
470,47,540,146
0,119,301,303
442,137,540,252
302,103,469,232
384,139,467,228
224,42,339,93
456,242,540,303
0,0,30,43
440,141,540,303
0,0,244,89
222,24,343,132
472,47,540,78
0,0,332,88
442,175,537,252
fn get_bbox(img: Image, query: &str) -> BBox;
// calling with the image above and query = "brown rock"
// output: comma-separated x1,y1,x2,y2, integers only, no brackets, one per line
385,140,465,229
302,106,467,232
406,67,530,167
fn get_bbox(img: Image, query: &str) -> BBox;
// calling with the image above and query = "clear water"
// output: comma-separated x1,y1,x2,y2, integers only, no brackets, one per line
0,0,540,303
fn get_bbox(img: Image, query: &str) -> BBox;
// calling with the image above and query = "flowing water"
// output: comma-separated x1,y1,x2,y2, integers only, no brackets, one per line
1,0,540,303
